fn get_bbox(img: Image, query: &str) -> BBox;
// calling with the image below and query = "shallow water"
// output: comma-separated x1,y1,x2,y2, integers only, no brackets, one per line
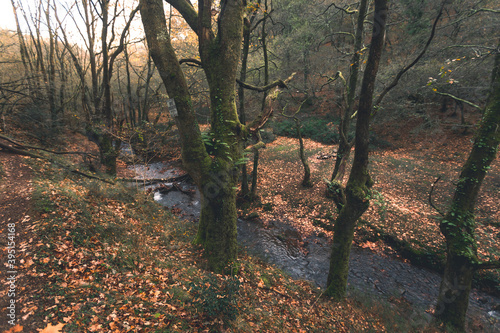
132,161,500,330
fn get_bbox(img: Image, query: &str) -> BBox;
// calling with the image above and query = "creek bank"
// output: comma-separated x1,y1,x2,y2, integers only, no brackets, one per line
130,161,500,330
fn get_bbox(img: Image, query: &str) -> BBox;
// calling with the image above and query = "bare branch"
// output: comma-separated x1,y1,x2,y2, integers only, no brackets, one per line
429,176,446,217
179,58,202,67
433,91,482,111
0,134,97,158
165,0,199,35
373,1,446,111
0,141,112,184
237,72,296,92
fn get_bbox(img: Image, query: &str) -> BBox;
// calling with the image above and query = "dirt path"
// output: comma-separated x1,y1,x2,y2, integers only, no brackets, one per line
0,153,34,332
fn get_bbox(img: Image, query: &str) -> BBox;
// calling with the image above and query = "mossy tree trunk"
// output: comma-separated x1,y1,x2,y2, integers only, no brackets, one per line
325,0,387,300
141,0,247,272
330,0,368,184
435,46,500,332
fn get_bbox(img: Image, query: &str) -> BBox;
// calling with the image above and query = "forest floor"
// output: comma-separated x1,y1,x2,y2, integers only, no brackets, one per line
0,119,499,332
245,129,500,297
0,136,427,333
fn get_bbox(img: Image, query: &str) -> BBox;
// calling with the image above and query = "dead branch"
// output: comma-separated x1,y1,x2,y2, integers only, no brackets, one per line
433,91,482,111
117,173,191,186
0,140,114,184
246,73,296,134
429,176,445,217
0,134,97,158
244,141,266,153
179,58,202,67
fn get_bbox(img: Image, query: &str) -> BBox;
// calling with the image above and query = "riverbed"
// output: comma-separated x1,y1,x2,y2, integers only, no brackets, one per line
130,161,500,331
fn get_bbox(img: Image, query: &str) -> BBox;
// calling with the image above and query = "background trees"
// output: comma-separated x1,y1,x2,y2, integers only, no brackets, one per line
0,0,499,329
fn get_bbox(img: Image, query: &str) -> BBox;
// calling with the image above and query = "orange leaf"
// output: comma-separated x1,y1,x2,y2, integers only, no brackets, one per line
39,323,65,333
3,324,23,333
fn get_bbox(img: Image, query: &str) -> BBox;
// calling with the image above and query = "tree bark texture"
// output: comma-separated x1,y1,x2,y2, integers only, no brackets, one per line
141,0,246,272
326,0,387,300
435,45,500,332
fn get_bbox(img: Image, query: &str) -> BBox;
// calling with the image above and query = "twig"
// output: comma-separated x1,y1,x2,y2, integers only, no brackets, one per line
236,72,296,93
373,1,446,112
117,173,191,186
0,141,114,184
429,176,445,217
307,290,325,314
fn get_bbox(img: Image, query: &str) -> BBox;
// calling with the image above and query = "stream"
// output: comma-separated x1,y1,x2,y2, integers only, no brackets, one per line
129,161,500,330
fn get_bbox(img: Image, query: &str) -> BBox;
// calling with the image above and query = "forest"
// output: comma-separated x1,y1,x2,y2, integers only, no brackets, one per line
0,0,499,332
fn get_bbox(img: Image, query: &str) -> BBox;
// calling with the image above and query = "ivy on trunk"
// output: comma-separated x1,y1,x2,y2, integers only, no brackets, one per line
434,45,500,332
140,0,263,272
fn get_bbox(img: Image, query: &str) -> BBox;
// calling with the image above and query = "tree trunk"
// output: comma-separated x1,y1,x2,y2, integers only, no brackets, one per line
326,184,370,298
325,0,387,300
250,141,260,199
238,16,252,198
141,0,245,272
196,164,239,272
329,0,368,206
194,51,243,271
250,1,271,195
435,47,500,332
295,118,312,187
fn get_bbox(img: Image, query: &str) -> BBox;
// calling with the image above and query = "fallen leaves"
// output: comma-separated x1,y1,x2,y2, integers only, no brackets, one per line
3,324,23,333
39,323,65,333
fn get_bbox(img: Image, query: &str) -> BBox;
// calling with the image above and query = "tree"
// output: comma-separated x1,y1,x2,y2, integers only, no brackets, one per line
433,44,500,332
140,0,250,272
281,98,312,187
327,0,368,210
54,0,139,175
238,0,267,200
325,0,388,299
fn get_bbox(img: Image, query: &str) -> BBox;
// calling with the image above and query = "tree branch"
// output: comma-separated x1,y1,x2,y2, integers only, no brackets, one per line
117,173,191,185
244,140,266,152
432,91,482,111
429,176,445,217
373,1,445,111
0,141,113,184
165,0,199,35
179,58,202,67
244,73,296,133
0,134,97,157
236,72,295,92
109,4,140,76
